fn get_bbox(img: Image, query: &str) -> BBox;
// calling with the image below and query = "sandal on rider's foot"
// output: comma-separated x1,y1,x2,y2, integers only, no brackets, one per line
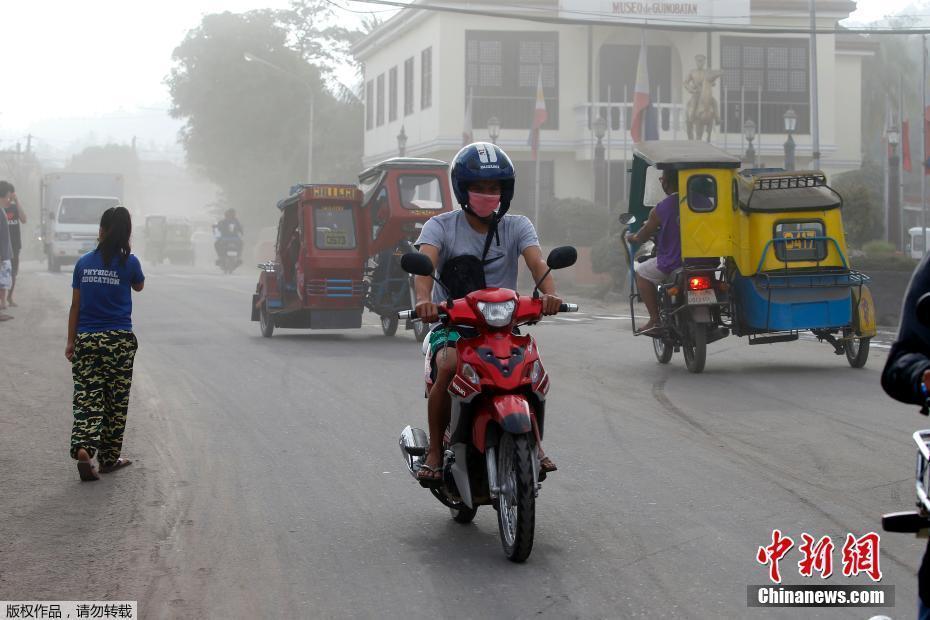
77,459,99,482
538,456,557,482
98,458,132,474
416,463,442,488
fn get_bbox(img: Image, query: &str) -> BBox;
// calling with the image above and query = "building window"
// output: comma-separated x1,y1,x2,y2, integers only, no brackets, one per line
421,47,432,109
376,73,385,126
389,66,398,122
404,57,415,116
365,80,374,130
465,31,558,130
721,37,809,134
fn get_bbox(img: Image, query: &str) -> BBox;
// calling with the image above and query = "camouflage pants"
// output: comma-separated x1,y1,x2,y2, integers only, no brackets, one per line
70,330,138,466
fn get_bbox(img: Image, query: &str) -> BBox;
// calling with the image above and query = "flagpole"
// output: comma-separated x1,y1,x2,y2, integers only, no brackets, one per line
740,84,745,158
884,97,890,244
534,150,541,235
901,73,906,248
920,35,928,257
622,85,628,208
723,85,728,151
607,85,612,215
757,85,762,167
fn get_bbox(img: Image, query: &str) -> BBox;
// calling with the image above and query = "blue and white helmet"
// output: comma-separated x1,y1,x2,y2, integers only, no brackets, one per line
450,142,516,218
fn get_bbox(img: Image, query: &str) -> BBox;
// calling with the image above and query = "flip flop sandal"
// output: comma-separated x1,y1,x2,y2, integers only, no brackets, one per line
98,458,132,474
416,463,443,488
77,460,99,482
538,457,557,482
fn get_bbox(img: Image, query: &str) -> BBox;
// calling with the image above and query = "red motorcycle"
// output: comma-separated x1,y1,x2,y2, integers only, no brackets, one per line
397,246,577,562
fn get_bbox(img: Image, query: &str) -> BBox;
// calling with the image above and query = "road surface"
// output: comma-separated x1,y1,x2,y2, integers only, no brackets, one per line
0,261,920,619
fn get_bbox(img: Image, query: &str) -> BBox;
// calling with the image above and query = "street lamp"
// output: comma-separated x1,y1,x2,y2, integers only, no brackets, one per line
889,123,902,249
487,116,501,145
396,125,408,157
783,108,797,171
244,51,315,182
743,119,756,168
592,116,608,210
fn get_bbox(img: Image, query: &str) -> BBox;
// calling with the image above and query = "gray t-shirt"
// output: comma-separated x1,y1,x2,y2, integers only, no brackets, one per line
416,210,539,303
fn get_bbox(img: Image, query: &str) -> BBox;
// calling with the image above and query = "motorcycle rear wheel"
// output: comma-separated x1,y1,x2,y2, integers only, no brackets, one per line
682,322,707,374
496,433,536,563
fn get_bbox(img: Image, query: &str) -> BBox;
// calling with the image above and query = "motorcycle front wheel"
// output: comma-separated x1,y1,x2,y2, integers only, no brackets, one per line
496,433,536,562
653,336,673,364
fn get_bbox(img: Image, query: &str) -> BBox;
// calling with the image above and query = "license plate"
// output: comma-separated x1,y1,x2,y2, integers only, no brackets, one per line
686,289,717,305
226,251,238,256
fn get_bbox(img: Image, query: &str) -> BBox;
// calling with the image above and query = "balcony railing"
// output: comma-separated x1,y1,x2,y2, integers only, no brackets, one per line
574,102,811,160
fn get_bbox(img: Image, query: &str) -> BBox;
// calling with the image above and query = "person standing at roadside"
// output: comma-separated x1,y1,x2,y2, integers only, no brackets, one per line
0,182,14,320
4,184,27,306
66,206,144,481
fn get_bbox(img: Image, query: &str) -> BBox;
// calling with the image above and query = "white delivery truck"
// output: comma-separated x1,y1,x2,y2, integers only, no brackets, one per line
40,173,124,272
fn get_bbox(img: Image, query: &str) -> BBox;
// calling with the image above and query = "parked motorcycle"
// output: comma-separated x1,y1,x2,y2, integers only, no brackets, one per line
215,236,242,274
397,246,578,562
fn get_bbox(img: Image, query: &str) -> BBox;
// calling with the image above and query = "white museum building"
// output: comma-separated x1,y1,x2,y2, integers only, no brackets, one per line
354,0,874,213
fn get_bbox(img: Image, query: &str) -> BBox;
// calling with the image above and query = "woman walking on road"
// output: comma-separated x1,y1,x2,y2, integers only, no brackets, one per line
66,206,144,481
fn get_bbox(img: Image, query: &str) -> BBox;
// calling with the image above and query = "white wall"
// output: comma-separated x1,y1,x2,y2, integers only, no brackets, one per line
360,13,442,163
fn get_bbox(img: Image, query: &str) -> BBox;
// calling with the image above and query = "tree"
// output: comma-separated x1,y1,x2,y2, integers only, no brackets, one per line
832,160,885,248
166,10,362,232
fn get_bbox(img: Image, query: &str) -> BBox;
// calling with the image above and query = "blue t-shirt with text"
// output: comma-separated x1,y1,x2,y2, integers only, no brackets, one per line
72,250,144,333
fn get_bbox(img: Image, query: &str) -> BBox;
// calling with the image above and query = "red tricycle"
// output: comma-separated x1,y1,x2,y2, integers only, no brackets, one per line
252,159,454,338
252,184,368,336
358,157,453,340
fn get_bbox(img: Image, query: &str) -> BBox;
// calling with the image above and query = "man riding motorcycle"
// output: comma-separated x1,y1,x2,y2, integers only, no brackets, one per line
881,254,930,619
625,169,682,334
214,208,244,263
413,142,562,485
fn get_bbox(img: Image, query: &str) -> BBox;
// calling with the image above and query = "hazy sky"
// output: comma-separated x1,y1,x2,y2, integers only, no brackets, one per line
0,0,922,149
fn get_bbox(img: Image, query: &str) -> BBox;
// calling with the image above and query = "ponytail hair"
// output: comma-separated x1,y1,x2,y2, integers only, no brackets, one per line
98,206,132,267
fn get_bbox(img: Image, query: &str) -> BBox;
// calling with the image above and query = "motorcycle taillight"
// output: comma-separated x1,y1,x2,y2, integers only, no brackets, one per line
688,275,712,291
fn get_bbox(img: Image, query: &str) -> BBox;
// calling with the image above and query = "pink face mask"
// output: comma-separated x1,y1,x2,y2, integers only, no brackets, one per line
468,192,500,218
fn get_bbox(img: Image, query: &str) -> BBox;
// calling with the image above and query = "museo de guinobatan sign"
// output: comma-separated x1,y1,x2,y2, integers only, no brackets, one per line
558,0,751,26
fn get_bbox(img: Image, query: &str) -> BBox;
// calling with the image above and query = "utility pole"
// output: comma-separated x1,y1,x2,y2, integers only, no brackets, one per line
920,35,928,256
809,0,821,169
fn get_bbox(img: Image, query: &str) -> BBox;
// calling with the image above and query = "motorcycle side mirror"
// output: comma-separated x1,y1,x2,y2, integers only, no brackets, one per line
546,246,577,270
917,293,930,327
619,212,636,226
533,246,577,300
400,252,435,277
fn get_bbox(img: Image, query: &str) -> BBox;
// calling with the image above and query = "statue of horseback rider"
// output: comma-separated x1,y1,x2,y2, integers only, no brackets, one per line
684,54,722,142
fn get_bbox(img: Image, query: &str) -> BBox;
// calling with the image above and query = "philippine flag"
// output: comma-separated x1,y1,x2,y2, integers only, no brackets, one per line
631,33,650,143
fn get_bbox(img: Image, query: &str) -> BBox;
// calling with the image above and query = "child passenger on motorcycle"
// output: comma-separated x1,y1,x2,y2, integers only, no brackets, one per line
413,142,562,485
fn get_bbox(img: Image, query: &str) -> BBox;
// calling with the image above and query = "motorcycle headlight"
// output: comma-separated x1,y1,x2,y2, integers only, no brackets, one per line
477,300,516,327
